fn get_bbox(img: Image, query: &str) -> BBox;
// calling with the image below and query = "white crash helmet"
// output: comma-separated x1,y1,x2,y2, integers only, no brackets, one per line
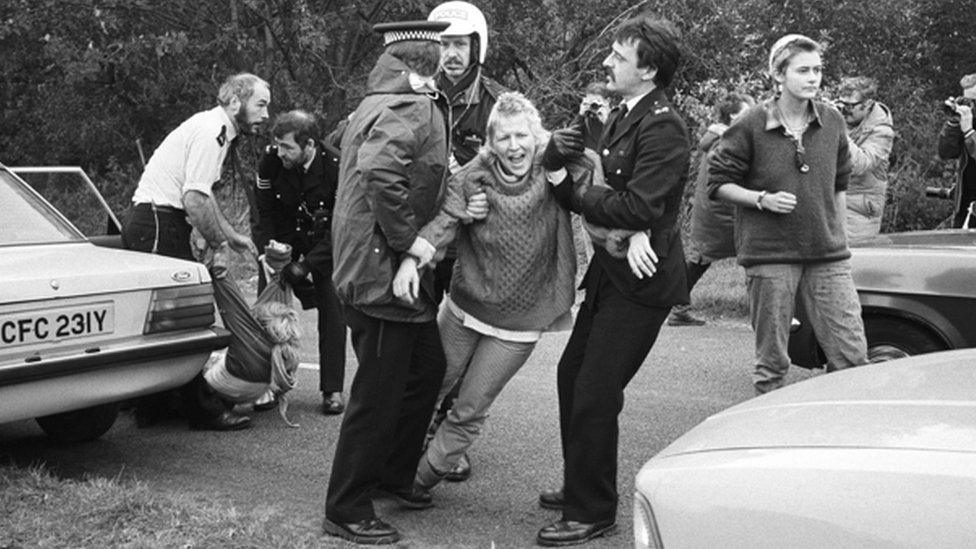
427,1,488,64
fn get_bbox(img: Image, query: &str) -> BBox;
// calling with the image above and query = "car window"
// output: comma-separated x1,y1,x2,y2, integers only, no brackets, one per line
9,167,121,238
0,171,83,245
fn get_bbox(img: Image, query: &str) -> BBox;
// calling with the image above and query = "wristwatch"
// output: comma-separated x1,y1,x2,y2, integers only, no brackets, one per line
756,190,768,211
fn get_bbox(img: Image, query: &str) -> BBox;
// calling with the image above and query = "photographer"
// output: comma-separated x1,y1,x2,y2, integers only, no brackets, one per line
572,81,612,151
836,76,894,242
937,72,976,228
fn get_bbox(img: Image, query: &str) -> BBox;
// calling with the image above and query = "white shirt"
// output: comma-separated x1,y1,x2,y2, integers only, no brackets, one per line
131,106,238,209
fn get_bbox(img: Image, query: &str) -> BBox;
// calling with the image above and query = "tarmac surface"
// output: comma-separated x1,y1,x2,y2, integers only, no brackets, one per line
1,318,819,548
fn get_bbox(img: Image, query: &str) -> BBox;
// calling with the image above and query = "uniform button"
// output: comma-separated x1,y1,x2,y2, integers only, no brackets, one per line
616,169,622,174
373,248,380,253
603,149,610,156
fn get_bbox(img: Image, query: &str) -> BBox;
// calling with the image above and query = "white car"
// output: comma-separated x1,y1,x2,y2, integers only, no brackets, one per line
0,165,228,441
634,349,976,548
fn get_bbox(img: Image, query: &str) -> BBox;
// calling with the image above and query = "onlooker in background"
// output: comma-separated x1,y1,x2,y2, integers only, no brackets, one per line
251,110,347,416
938,72,976,228
836,76,894,242
424,0,508,483
574,81,612,151
668,92,755,327
536,16,691,547
122,72,269,431
709,34,868,394
322,20,451,546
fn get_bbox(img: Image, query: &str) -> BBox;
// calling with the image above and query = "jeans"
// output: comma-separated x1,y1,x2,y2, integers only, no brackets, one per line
419,306,536,484
746,259,867,394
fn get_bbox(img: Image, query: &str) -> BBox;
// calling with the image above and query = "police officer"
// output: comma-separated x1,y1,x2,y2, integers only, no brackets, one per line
537,16,691,546
252,110,346,415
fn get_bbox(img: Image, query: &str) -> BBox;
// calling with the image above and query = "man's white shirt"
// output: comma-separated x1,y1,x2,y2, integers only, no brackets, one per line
131,106,238,209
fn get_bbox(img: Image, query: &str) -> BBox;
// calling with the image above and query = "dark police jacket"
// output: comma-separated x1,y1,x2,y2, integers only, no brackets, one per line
253,141,340,277
579,88,691,307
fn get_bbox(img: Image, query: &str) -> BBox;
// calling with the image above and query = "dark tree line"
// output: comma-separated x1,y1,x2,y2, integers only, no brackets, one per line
2,0,974,231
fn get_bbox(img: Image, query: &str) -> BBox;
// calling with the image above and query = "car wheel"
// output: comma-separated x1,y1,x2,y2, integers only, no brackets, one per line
35,402,119,443
863,317,946,363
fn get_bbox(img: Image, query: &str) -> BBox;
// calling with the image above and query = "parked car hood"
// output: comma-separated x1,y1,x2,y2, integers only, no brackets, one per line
659,349,976,457
0,242,209,301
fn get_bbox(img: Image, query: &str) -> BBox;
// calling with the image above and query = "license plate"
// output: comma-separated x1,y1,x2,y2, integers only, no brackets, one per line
0,302,115,348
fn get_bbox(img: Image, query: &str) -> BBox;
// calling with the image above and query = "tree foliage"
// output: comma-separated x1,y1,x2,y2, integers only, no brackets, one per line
1,0,973,232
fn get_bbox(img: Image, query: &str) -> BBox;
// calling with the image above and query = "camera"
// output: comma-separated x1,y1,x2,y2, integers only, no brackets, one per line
942,96,975,116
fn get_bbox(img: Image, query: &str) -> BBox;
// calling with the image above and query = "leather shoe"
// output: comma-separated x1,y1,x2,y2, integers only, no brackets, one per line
189,411,251,431
539,488,564,510
375,485,434,510
322,516,400,545
321,392,345,415
444,452,471,482
536,519,616,546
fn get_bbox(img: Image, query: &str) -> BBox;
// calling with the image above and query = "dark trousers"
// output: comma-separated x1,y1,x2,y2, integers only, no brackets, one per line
556,267,670,523
685,259,711,295
121,203,231,423
257,260,347,393
325,306,446,523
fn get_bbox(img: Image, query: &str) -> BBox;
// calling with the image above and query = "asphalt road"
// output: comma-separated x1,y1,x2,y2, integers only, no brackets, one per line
0,318,818,548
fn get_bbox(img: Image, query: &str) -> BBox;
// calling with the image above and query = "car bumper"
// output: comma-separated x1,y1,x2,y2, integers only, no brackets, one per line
0,327,229,422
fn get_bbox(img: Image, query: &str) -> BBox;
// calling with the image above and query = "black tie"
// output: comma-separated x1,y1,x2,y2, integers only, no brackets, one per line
607,104,628,137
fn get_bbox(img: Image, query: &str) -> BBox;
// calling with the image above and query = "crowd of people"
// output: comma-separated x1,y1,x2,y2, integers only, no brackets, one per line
116,1,976,545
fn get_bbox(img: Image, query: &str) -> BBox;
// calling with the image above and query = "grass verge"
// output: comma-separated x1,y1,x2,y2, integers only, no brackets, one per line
0,465,321,548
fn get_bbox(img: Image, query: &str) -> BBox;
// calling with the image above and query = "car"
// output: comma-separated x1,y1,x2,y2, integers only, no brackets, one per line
0,164,229,442
788,229,976,367
633,348,976,548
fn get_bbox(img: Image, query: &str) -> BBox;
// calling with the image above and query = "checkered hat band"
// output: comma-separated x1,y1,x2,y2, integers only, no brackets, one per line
383,29,440,45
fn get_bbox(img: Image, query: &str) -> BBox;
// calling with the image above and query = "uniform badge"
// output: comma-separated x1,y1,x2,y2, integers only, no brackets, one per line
653,105,670,115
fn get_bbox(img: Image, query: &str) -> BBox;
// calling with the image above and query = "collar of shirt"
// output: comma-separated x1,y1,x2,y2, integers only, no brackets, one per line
763,97,824,132
623,90,652,114
409,73,438,94
302,147,316,173
215,106,239,143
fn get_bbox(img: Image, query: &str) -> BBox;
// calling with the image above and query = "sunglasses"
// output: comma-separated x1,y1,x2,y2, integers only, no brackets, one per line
836,99,865,112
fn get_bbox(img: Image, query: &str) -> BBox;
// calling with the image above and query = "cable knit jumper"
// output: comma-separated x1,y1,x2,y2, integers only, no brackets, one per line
420,145,583,331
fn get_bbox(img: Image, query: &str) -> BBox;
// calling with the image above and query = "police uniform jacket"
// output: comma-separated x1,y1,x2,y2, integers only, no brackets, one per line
253,141,341,276
579,88,691,307
331,52,450,323
438,70,506,166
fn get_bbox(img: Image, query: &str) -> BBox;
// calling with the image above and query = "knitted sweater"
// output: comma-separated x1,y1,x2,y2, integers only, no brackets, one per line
420,146,582,331
707,99,852,267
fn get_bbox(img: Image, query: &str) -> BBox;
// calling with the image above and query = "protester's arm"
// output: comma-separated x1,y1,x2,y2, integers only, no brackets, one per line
709,120,796,214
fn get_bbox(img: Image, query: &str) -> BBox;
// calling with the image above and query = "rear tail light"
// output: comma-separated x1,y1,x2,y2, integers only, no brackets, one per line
144,284,215,334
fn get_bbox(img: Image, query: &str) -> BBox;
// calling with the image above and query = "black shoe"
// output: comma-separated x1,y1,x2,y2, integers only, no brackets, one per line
189,411,251,431
322,516,400,545
667,308,706,327
375,485,434,510
321,392,345,415
536,519,616,546
252,397,277,412
444,452,471,482
539,488,564,510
